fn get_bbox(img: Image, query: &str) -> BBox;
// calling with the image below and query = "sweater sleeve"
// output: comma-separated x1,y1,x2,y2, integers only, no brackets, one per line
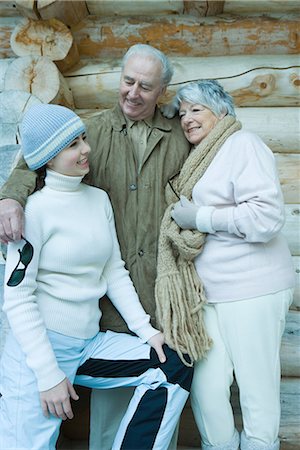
3,201,66,392
208,132,285,243
102,194,159,342
0,156,37,207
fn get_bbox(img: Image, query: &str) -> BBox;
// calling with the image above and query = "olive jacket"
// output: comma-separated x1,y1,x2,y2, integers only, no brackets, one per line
0,104,190,332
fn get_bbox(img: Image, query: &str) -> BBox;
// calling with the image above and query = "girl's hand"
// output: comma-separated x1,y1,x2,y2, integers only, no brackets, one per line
40,377,79,420
147,332,166,363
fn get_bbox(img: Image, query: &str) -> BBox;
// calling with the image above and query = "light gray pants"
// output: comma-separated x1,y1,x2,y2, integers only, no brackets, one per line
191,289,293,450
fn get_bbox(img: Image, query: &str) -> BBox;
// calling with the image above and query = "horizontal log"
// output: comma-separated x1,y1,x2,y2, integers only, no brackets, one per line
281,310,300,376
2,0,298,19
86,0,185,17
169,56,300,108
2,14,300,60
64,55,300,108
292,257,300,310
278,378,300,448
0,2,22,17
275,154,300,204
71,14,300,58
224,1,300,14
282,205,300,256
179,378,300,448
236,107,300,154
85,1,224,17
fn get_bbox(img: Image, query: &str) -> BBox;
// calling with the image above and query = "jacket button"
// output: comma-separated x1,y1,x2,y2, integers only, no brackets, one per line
138,250,144,256
129,184,137,191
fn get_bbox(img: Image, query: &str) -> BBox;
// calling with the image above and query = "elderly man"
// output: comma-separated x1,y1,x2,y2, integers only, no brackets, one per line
0,44,190,449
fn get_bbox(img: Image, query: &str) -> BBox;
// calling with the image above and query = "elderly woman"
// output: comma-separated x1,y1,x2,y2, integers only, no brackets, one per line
155,80,295,450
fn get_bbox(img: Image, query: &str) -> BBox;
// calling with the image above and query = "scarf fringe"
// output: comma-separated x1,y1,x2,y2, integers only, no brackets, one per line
155,262,212,366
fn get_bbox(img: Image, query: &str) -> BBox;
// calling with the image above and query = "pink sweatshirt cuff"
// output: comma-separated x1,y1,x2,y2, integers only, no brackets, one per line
196,206,215,233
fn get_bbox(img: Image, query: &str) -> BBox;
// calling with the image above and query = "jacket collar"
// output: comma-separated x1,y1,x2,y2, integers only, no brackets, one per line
111,103,173,132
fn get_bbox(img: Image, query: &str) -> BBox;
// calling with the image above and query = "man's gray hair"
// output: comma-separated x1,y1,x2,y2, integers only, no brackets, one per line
174,80,236,117
122,44,174,87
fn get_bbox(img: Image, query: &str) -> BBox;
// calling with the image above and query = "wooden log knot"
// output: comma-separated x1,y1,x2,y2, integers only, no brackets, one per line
291,208,300,216
250,74,275,97
290,72,300,88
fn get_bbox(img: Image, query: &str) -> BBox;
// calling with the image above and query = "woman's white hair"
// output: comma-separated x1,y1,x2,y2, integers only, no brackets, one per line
122,44,174,87
174,80,236,117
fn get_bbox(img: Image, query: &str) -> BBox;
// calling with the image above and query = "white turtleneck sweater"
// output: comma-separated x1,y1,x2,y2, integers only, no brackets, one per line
4,170,158,391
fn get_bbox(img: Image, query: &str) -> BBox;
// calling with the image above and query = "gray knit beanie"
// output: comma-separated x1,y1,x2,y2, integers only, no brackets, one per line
20,104,85,170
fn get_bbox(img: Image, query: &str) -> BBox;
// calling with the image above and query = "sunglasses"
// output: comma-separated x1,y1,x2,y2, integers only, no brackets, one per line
6,237,34,287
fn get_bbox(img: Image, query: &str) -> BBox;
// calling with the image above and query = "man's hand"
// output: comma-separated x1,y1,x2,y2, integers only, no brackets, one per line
171,195,199,230
0,199,24,243
160,103,177,119
147,332,166,363
40,378,79,421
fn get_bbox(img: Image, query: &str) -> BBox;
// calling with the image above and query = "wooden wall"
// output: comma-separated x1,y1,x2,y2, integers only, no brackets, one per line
0,1,299,448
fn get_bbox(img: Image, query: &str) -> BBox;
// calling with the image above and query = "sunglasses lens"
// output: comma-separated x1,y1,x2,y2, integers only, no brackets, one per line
20,242,34,265
7,269,26,287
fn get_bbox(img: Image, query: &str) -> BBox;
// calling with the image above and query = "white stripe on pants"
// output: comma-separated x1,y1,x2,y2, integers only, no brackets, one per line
191,288,293,450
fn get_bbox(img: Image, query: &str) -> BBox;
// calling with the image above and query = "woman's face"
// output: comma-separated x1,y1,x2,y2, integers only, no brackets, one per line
47,133,90,177
179,101,224,145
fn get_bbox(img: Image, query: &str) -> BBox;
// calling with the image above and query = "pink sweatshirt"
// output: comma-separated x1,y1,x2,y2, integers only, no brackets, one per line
192,130,295,303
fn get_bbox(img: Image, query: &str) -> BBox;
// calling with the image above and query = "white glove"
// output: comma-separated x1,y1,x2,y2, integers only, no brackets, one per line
171,195,199,229
171,195,216,233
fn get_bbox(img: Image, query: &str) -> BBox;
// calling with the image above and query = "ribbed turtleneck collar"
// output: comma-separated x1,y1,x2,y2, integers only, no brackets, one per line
44,169,83,192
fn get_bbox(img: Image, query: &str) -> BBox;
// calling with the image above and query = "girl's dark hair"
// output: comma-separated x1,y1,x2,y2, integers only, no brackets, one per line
34,166,47,191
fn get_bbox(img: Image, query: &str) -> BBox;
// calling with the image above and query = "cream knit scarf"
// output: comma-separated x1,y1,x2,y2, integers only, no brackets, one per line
155,116,241,366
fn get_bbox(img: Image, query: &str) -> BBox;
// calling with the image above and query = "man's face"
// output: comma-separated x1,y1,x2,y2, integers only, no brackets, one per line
119,54,166,121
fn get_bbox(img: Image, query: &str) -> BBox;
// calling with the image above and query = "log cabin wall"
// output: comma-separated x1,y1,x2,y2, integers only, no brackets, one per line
0,1,299,448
